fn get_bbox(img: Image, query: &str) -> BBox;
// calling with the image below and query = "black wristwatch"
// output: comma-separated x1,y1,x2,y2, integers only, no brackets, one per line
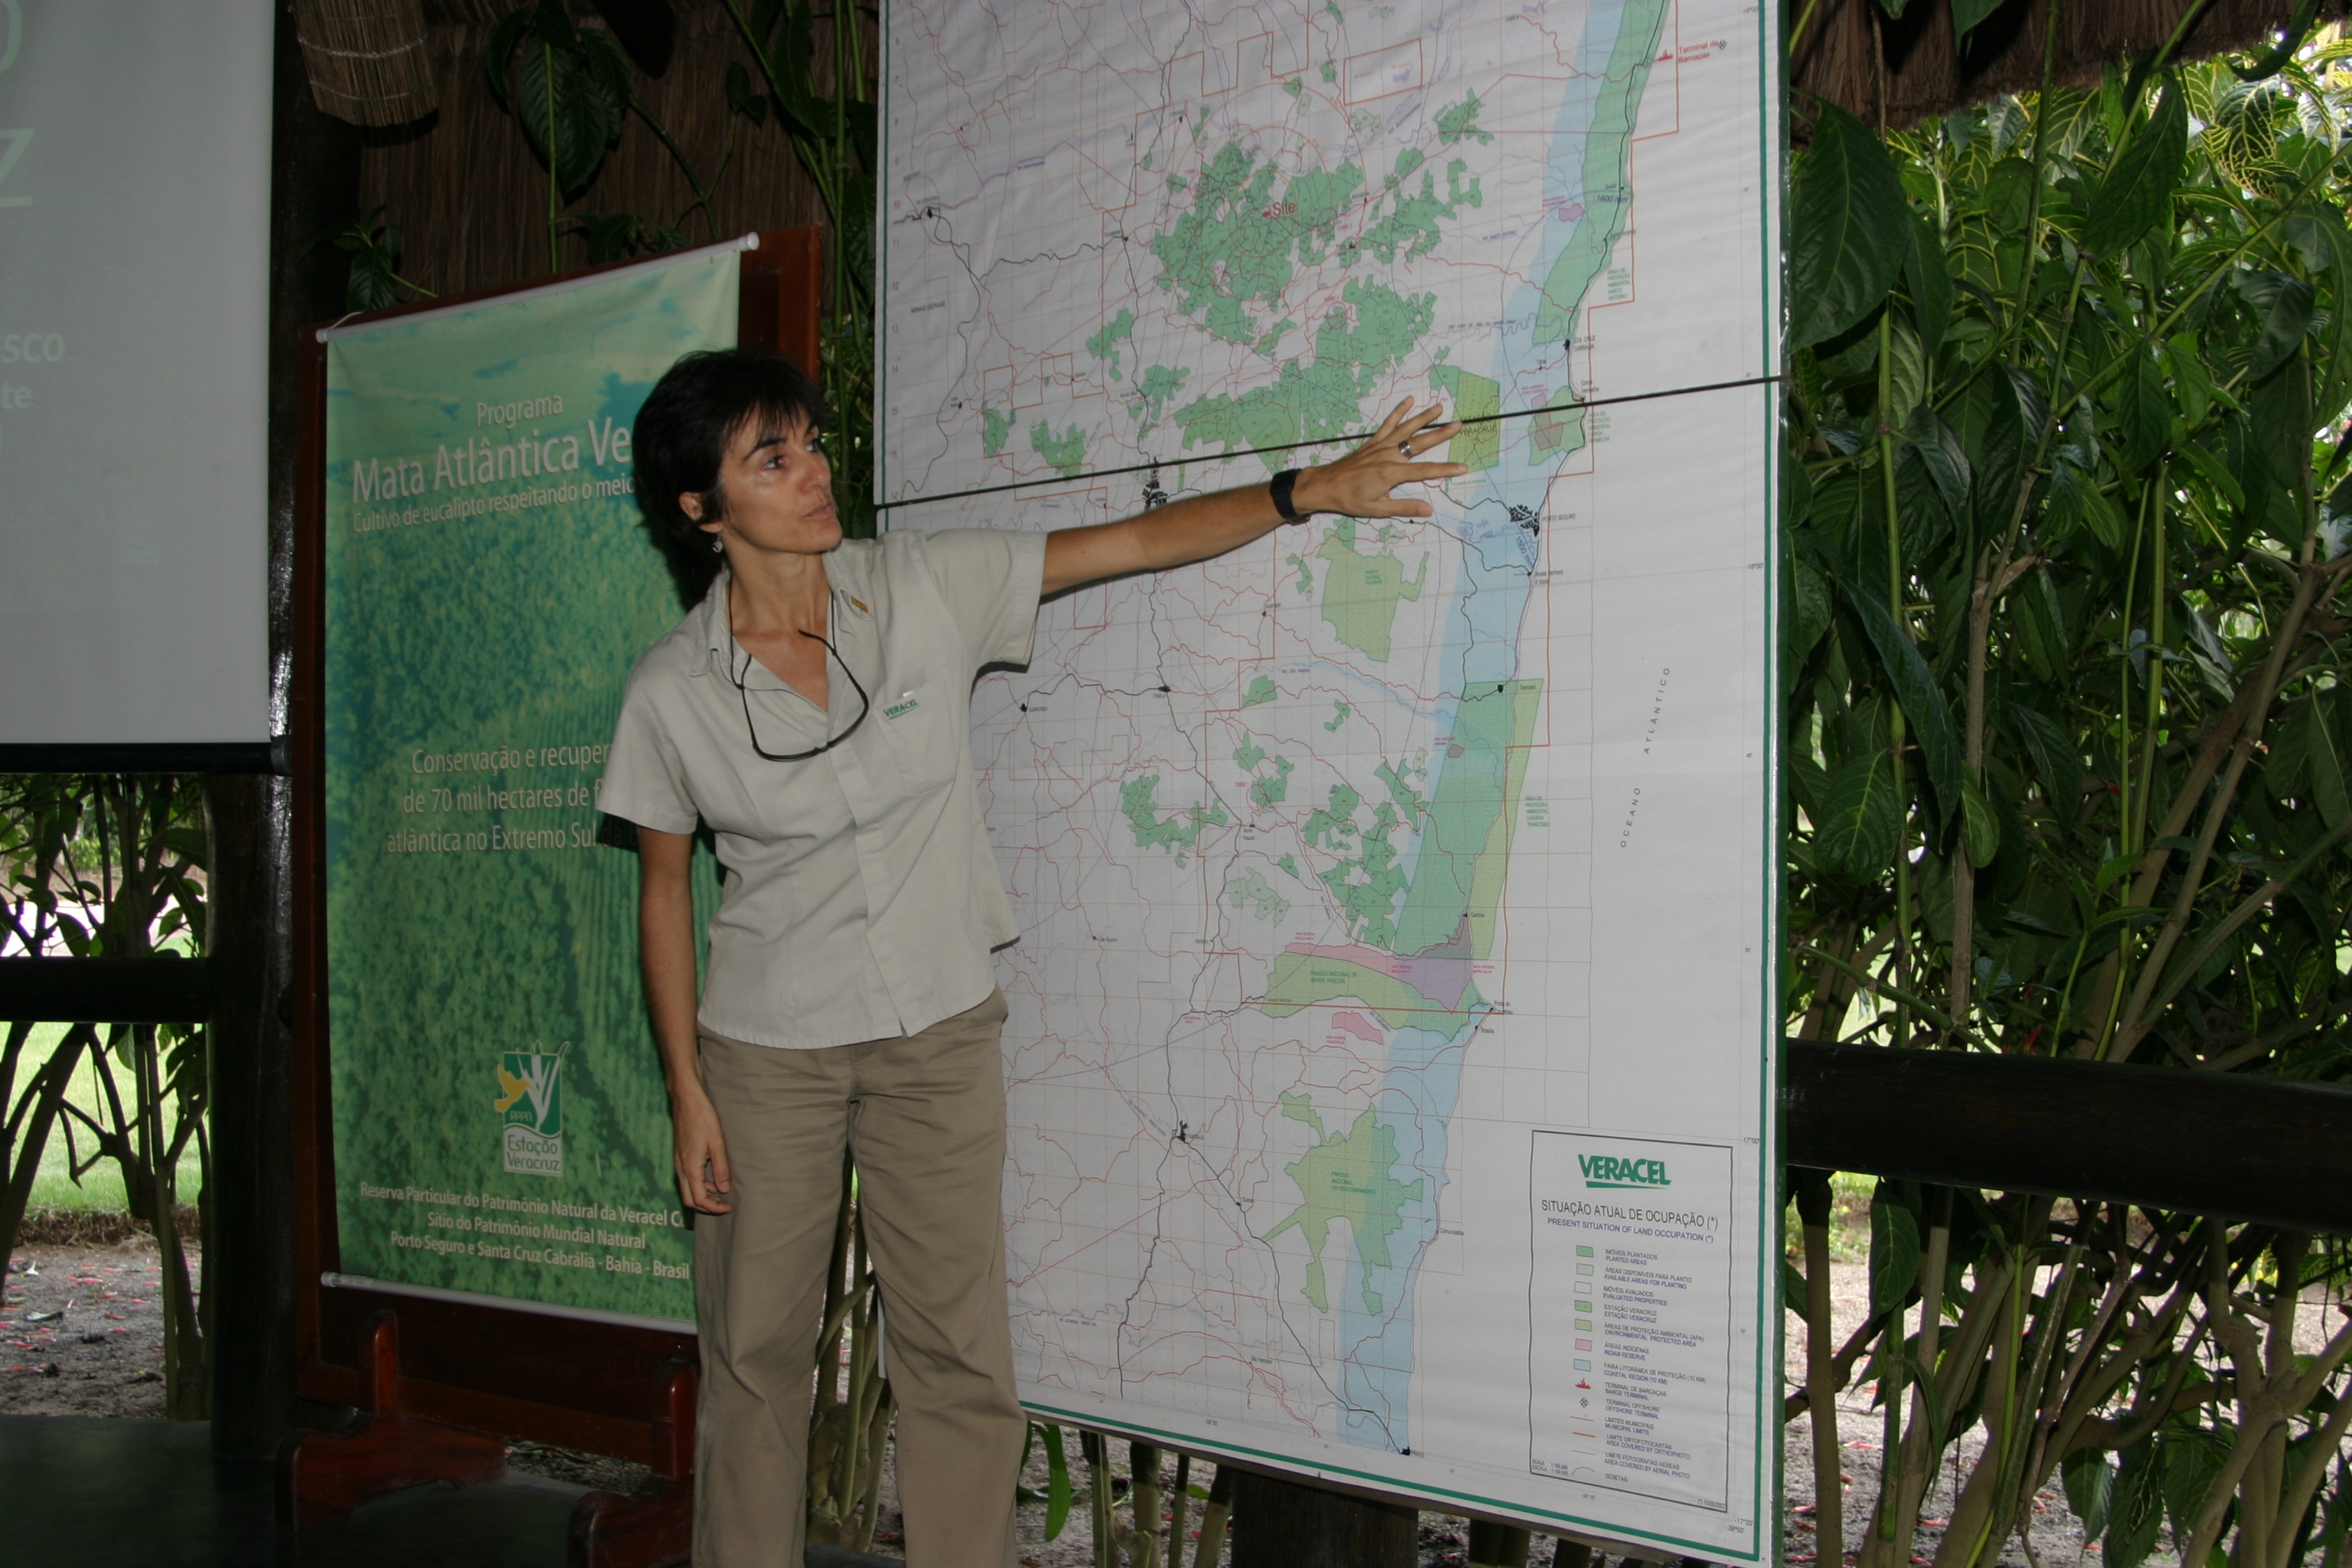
1269,468,1304,521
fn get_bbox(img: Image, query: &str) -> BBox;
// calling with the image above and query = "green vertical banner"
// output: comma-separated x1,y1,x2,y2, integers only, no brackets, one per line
323,244,742,1321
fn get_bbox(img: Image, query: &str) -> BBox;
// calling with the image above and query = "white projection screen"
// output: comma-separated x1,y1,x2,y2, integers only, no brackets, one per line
0,0,273,751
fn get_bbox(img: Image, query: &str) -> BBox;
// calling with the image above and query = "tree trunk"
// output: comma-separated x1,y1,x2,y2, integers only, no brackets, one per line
1230,1470,1416,1568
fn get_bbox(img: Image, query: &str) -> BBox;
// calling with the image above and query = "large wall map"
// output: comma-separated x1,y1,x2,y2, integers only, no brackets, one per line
880,1,1779,1555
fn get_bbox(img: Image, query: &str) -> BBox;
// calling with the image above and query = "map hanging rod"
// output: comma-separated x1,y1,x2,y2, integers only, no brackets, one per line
877,372,1784,511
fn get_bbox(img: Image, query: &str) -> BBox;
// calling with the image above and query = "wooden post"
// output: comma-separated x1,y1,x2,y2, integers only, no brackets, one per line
211,0,362,1465
1468,1521,1533,1566
1228,1469,1416,1568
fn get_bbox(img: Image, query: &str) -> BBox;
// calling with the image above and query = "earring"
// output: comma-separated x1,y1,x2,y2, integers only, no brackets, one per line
710,534,725,554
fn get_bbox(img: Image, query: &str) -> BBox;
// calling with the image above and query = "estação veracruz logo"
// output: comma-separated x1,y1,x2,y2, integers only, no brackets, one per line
1578,1152,1670,1190
495,1044,567,1178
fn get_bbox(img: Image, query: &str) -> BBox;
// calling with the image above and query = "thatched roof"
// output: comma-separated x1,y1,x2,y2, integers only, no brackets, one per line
295,0,439,129
1795,0,2352,127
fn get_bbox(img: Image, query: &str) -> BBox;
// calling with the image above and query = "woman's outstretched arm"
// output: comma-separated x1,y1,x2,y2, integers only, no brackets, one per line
639,825,733,1214
1039,399,1466,596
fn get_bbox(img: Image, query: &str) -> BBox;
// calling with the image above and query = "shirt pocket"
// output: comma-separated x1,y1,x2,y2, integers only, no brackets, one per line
867,672,964,797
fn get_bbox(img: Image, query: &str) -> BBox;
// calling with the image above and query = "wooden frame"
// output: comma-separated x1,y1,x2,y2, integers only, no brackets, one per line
286,228,822,1563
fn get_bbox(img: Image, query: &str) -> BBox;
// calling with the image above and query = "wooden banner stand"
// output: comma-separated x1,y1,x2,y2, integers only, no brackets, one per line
281,229,822,1568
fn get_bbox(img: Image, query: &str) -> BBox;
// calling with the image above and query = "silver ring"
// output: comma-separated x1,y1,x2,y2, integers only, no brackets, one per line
1397,440,1413,456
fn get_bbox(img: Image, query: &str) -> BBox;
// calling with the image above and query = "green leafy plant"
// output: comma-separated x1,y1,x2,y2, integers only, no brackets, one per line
485,1,634,273
1782,14,2352,1565
483,2,767,273
0,775,210,1419
724,0,878,539
312,205,436,314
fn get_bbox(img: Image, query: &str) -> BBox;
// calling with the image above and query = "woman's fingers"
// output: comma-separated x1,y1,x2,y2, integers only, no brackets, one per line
675,1118,735,1213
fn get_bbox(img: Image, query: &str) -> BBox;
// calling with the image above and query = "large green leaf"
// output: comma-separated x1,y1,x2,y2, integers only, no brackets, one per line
2241,348,2314,547
2063,1448,2115,1539
512,30,627,191
2112,349,2171,472
1841,580,1965,834
1789,105,1910,349
2005,701,2082,808
1954,367,2027,541
1952,0,2010,48
1792,561,1834,662
2296,205,2352,430
1906,405,1973,518
1883,312,1928,423
1038,1421,1073,1540
1905,214,1953,355
1781,1258,1811,1315
2046,459,2125,549
2106,1442,2166,1568
2238,270,2318,383
1962,773,2001,866
2158,1429,2234,1544
2305,691,2349,828
1788,750,1831,822
1867,1186,1920,1316
1985,156,2037,234
1817,748,1903,879
2082,81,2186,256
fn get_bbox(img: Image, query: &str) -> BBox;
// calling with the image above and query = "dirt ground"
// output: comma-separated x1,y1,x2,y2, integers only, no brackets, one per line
7,1233,2342,1567
1,1240,187,1417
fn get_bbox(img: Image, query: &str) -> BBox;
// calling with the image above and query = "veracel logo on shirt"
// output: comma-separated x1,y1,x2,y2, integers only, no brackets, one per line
494,1044,566,1178
883,696,920,721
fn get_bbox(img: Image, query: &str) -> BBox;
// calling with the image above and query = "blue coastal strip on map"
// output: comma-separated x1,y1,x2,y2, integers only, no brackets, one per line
1302,0,1671,1455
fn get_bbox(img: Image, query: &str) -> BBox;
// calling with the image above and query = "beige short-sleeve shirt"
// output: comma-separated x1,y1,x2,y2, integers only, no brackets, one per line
600,528,1047,1049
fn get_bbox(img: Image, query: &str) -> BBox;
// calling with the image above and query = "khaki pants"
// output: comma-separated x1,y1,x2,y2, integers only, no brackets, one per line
692,990,1024,1568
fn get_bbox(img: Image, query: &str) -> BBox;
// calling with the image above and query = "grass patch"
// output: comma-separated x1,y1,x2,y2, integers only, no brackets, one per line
11,1020,205,1212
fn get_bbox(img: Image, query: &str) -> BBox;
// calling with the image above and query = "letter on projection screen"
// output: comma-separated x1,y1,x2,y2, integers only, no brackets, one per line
0,2,273,746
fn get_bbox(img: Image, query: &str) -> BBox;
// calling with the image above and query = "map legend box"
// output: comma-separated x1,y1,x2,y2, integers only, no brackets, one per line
1528,1132,1735,1511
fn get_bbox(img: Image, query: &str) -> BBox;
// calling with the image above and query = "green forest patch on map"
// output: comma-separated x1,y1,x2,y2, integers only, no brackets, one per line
1315,519,1427,661
1390,680,1544,960
1030,420,1087,477
1224,870,1291,923
1263,1098,1426,1315
1428,364,1501,471
1085,309,1136,380
1121,774,1229,855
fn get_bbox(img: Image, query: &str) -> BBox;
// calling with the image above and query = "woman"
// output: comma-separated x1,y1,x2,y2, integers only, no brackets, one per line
598,347,1463,1567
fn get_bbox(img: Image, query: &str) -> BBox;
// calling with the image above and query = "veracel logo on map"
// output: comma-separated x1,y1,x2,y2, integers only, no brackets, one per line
1579,1153,1668,1190
495,1044,567,1178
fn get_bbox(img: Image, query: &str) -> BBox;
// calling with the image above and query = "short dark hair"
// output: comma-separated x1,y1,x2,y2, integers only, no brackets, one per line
632,348,824,599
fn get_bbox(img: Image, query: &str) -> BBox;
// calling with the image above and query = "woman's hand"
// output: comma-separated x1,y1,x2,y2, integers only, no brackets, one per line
1292,399,1469,519
672,1084,734,1214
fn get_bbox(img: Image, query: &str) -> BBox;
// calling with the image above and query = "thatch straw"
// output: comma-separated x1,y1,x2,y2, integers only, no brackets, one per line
1795,0,2352,131
296,0,440,129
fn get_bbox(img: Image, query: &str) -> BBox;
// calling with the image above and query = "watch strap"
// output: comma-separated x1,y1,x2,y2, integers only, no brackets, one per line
1269,468,1303,521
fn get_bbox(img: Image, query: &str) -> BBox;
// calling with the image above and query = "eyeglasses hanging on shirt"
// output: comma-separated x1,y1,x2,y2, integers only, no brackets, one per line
728,630,871,761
